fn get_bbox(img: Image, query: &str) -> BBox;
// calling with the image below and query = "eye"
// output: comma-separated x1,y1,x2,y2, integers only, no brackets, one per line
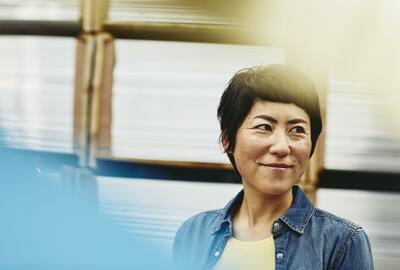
290,126,306,134
255,124,272,131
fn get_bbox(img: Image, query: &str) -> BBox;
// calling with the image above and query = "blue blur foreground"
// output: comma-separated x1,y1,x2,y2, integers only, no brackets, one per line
0,146,174,270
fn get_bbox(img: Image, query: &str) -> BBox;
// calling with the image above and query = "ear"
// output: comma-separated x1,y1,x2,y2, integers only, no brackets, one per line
221,132,232,154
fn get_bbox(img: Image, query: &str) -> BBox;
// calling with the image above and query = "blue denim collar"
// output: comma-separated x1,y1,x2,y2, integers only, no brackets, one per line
212,185,315,235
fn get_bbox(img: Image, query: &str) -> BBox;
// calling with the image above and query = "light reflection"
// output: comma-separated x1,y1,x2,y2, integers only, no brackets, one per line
0,146,173,269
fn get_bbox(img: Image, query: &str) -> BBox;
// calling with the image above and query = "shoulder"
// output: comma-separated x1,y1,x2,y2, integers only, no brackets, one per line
175,208,222,238
310,208,373,269
311,207,366,243
173,208,223,262
312,207,360,230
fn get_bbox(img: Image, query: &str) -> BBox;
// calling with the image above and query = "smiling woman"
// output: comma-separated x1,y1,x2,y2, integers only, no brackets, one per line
173,65,374,270
231,101,312,199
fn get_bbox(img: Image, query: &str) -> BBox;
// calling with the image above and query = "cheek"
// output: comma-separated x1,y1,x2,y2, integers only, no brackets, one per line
233,133,264,167
294,140,312,164
236,135,265,157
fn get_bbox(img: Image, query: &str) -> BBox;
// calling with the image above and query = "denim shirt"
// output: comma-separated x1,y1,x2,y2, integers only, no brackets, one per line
173,186,374,270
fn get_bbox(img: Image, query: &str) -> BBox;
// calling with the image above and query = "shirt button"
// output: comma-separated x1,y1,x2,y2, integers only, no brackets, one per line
214,251,220,257
273,222,280,231
276,252,284,259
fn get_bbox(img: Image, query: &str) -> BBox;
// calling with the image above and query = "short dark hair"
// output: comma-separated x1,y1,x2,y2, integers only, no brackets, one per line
217,64,322,170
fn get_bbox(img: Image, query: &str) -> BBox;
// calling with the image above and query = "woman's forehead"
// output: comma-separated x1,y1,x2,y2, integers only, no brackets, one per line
246,101,310,122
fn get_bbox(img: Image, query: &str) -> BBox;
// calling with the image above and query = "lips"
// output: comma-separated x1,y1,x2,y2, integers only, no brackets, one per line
261,163,293,169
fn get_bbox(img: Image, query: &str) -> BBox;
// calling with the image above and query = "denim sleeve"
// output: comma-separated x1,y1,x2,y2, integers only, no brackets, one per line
172,225,183,263
173,223,195,270
333,228,374,270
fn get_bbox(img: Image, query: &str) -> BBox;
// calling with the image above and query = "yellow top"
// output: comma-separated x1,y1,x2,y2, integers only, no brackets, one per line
213,236,275,270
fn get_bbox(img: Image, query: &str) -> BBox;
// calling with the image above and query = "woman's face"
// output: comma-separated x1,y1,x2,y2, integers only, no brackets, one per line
230,101,312,196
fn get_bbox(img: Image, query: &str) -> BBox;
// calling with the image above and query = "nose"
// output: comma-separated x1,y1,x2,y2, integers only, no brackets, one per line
269,131,290,157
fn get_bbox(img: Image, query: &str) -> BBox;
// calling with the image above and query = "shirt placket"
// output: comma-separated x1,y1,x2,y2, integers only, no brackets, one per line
273,220,288,270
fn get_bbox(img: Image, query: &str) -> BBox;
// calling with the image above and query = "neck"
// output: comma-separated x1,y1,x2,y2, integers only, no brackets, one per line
236,185,293,229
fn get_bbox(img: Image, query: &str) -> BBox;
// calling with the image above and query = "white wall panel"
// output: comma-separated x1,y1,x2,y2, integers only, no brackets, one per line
325,75,400,172
96,177,241,240
108,0,232,23
0,0,79,21
111,40,285,163
0,36,75,153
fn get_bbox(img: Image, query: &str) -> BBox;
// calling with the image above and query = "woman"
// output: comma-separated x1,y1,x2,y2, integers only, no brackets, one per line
173,65,374,270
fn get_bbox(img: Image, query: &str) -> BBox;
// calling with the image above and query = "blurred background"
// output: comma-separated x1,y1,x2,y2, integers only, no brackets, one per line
0,0,399,269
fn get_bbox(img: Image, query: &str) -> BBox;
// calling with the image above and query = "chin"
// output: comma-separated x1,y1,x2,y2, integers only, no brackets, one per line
259,181,295,196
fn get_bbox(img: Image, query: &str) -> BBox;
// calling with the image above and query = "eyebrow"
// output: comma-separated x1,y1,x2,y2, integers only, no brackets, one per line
253,115,308,125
